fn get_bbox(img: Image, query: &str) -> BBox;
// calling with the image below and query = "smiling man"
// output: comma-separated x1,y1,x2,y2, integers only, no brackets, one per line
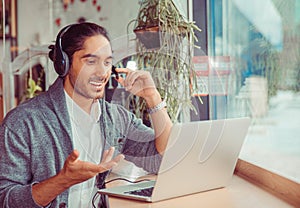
0,22,172,208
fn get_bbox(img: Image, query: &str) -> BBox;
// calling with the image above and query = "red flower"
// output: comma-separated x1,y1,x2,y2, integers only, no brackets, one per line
55,18,61,27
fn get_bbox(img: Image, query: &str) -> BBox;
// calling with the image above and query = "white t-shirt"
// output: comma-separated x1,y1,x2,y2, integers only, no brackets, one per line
65,91,103,208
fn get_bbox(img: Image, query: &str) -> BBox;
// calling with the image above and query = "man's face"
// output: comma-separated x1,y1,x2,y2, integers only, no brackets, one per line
64,35,113,103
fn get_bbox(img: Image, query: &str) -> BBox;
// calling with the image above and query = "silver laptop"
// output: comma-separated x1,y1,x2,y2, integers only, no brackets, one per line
98,117,251,202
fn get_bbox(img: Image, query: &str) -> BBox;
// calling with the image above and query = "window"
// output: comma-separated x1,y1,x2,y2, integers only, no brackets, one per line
207,0,300,184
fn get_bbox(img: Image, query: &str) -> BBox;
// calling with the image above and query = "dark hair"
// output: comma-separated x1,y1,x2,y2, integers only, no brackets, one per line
48,22,110,66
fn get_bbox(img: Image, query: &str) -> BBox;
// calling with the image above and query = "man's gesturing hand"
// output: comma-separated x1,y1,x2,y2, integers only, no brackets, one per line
32,147,124,206
115,68,158,99
60,147,124,186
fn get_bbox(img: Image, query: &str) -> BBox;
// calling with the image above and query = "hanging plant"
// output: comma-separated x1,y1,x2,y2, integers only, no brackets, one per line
125,0,202,123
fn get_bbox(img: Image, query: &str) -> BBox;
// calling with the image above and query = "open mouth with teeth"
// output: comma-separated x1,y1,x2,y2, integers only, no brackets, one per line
89,78,107,89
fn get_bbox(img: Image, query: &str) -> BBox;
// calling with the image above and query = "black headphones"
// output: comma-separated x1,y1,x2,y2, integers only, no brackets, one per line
54,24,74,77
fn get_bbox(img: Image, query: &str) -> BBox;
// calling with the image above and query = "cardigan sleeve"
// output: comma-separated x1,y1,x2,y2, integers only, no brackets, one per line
0,124,42,208
0,78,73,208
102,103,163,174
121,113,163,174
0,93,72,208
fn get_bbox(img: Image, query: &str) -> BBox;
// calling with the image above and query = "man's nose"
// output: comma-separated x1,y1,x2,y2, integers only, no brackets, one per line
95,64,110,77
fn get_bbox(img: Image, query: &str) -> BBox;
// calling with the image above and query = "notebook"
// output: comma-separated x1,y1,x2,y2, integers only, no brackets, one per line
98,117,251,202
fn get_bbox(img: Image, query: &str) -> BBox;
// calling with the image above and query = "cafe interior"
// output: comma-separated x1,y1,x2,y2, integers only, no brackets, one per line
0,0,299,207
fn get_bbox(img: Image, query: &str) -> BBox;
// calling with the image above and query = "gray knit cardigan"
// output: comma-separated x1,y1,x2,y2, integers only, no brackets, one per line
0,77,162,208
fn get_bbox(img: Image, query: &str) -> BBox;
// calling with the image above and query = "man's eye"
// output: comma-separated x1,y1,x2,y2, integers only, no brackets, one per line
104,61,112,67
85,58,98,65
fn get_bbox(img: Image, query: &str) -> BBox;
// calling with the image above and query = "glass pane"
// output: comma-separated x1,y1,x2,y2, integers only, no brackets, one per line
208,0,300,183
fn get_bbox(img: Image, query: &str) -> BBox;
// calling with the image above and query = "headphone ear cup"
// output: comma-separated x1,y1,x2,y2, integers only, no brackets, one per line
60,50,69,77
54,49,68,77
54,24,73,77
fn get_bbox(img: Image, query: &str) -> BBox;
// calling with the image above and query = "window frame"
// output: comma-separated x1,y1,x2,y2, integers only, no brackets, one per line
191,1,300,206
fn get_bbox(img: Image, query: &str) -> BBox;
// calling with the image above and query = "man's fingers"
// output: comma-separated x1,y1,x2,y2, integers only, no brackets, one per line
100,153,125,171
116,76,125,87
102,147,115,163
113,154,125,163
114,68,135,87
115,67,130,74
68,150,80,163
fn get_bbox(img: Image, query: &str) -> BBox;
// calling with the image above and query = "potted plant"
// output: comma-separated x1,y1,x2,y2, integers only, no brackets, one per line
132,0,200,49
125,0,202,123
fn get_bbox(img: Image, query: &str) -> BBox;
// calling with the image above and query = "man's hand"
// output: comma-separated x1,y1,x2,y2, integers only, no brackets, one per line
115,68,158,100
60,147,124,186
32,147,124,206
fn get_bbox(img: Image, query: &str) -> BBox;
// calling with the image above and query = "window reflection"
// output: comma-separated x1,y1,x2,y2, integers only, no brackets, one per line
208,0,300,182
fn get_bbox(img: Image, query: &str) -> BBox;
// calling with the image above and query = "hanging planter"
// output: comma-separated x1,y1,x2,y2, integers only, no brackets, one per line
133,26,161,49
127,0,202,122
133,24,188,50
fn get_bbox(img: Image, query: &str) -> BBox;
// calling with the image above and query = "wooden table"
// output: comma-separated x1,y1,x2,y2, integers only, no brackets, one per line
104,174,292,208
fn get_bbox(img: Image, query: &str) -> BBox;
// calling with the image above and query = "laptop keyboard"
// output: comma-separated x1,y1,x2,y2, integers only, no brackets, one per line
125,187,154,197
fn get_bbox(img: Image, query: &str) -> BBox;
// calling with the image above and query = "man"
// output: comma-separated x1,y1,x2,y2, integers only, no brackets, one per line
0,22,172,207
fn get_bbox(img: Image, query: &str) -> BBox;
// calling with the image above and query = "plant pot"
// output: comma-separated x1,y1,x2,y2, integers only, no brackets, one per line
134,26,161,50
134,25,188,50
